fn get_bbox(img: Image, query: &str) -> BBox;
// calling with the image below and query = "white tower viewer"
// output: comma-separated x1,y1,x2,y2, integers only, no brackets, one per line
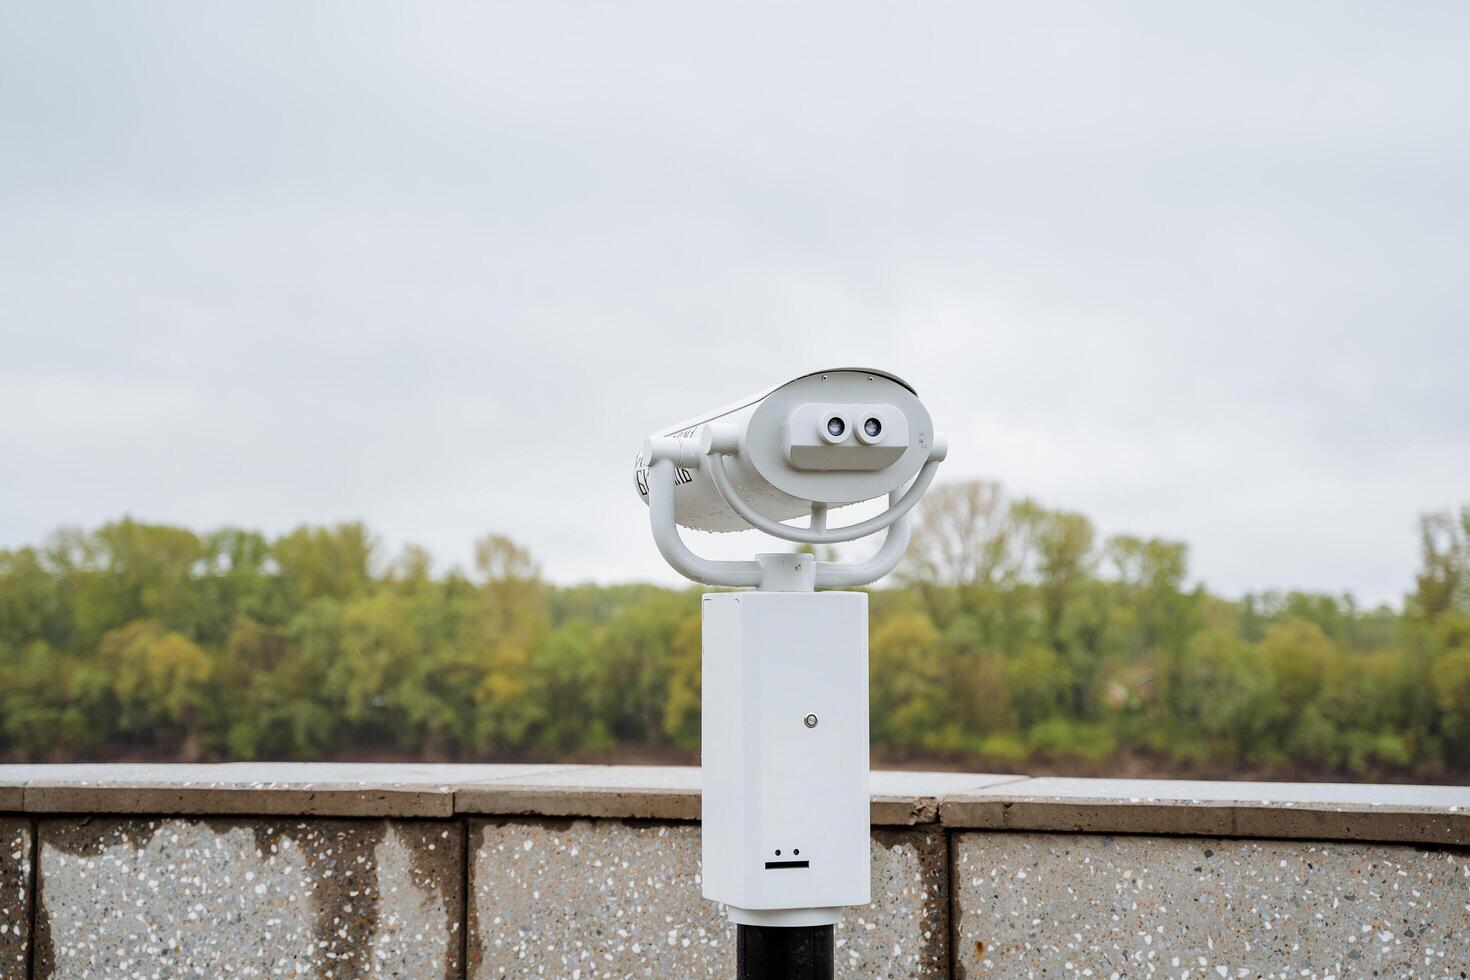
634,368,947,970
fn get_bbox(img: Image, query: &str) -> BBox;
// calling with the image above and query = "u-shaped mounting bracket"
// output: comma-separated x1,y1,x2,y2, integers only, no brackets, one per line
644,437,942,589
704,451,941,546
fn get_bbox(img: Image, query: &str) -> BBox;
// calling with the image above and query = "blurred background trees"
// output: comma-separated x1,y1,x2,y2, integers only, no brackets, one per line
2,490,1468,781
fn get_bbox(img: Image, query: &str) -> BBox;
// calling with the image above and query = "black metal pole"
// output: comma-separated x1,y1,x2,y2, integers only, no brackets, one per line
736,924,834,980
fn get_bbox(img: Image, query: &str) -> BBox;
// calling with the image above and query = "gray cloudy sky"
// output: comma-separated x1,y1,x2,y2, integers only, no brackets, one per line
2,3,1467,605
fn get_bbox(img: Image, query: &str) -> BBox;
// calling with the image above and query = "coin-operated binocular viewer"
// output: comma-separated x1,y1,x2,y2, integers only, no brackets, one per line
634,368,947,979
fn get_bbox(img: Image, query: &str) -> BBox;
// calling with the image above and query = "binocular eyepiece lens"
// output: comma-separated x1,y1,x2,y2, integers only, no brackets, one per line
826,417,846,438
863,417,882,438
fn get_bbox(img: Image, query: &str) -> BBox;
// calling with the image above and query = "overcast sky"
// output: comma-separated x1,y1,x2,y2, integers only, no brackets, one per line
2,3,1467,605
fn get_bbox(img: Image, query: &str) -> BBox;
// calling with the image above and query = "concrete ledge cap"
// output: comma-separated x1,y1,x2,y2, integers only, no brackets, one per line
2,764,1023,825
7,766,1465,845
940,776,1470,846
453,766,1025,825
456,765,701,820
0,763,584,818
869,771,1029,824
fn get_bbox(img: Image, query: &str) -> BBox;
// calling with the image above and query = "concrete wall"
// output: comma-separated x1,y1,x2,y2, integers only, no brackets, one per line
0,764,1466,978
0,820,29,978
466,821,948,978
34,817,462,978
953,831,1469,978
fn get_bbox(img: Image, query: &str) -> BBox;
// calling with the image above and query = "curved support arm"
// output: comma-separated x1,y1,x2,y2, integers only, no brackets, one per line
814,489,914,588
706,452,940,545
646,459,763,588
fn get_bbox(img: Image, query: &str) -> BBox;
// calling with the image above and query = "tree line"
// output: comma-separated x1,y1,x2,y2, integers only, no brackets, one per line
1,483,1468,780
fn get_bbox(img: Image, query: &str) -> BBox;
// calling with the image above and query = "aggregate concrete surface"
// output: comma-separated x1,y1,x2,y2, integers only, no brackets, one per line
34,816,463,978
468,818,949,978
0,819,30,979
953,830,1470,979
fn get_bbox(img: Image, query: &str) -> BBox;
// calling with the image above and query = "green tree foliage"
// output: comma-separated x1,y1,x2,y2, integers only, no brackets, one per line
0,494,1466,778
97,619,211,757
870,612,946,748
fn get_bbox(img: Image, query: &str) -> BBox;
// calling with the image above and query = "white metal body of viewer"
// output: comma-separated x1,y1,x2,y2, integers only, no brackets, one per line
633,368,947,928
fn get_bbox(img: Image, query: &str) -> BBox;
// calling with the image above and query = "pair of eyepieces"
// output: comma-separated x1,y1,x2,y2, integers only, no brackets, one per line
825,416,882,439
